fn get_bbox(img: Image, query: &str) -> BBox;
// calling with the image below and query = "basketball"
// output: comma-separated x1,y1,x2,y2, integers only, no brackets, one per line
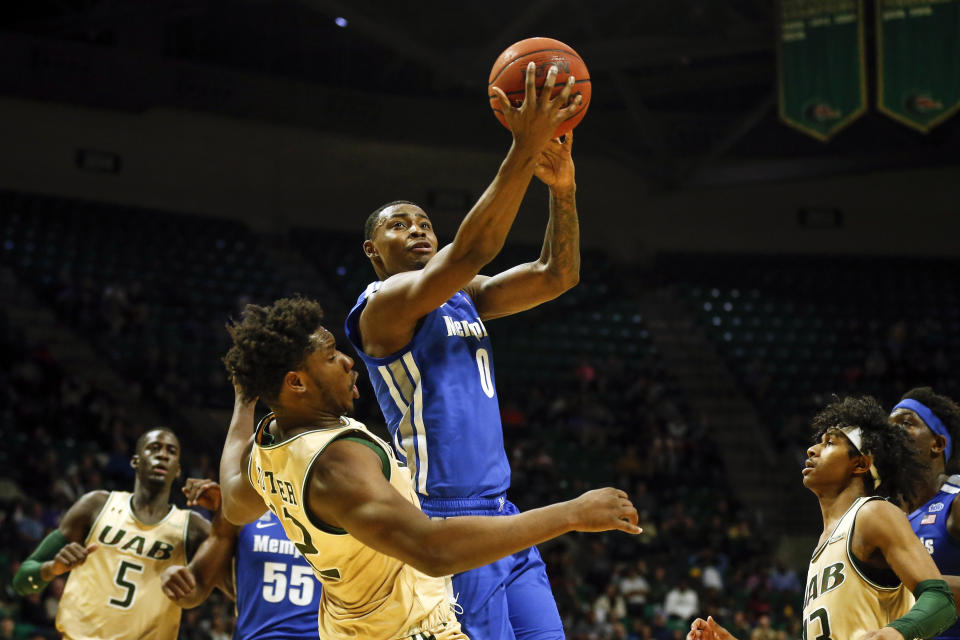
488,37,591,138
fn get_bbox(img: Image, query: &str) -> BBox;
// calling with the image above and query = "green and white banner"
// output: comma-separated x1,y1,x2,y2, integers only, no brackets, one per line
778,0,867,141
877,0,960,133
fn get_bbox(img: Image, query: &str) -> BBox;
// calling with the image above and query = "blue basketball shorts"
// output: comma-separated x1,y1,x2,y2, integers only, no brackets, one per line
420,496,564,640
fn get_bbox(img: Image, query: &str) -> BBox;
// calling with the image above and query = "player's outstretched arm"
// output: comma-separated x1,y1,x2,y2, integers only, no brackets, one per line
307,439,639,578
855,499,957,640
463,132,580,322
360,64,582,352
12,490,107,595
220,387,269,525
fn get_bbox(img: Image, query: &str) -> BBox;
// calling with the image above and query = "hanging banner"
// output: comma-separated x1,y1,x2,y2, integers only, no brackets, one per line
877,0,960,133
778,0,867,141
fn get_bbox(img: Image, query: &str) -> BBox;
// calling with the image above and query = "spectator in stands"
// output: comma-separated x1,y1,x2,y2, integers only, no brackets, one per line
620,561,651,619
768,559,801,593
664,578,699,623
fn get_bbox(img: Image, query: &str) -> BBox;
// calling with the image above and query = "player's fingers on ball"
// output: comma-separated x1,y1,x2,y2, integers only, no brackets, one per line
490,87,512,112
523,61,537,104
541,65,559,102
556,75,575,105
182,569,196,588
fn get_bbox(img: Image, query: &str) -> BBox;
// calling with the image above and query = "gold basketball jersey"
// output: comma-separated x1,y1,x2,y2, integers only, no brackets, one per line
56,491,189,640
803,496,915,640
249,415,463,639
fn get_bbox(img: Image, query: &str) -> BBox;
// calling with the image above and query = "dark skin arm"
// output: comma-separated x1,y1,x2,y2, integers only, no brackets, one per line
462,133,579,322
39,490,109,581
360,64,581,356
185,511,212,562
219,390,267,525
162,480,238,608
853,498,944,592
308,439,639,578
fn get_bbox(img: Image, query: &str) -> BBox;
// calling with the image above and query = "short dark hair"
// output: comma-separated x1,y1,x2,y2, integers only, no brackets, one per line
811,395,926,507
364,200,419,240
223,297,326,404
901,387,960,465
135,427,178,455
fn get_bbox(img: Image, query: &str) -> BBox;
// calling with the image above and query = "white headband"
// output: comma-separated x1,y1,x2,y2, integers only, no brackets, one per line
839,426,881,487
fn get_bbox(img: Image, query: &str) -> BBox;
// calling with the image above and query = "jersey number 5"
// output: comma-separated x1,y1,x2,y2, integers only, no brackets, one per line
109,560,143,609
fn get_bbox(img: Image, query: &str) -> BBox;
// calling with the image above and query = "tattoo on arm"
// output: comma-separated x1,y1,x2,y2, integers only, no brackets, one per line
541,188,579,282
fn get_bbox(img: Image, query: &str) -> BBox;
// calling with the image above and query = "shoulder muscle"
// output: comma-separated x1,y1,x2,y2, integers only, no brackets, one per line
58,490,110,542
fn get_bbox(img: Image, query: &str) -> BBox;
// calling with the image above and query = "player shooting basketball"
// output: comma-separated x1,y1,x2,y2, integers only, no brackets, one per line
345,61,581,640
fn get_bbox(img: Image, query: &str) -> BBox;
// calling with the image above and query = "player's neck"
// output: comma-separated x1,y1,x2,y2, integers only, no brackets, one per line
272,407,345,441
130,482,173,524
906,467,949,512
816,482,865,536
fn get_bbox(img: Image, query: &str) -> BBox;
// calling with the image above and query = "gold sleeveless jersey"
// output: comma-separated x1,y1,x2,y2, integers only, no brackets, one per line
56,491,189,640
248,415,462,639
803,496,915,640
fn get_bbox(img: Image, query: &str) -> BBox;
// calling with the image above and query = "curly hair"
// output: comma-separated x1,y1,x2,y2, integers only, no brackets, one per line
223,297,326,404
811,395,926,507
364,200,419,240
901,387,960,467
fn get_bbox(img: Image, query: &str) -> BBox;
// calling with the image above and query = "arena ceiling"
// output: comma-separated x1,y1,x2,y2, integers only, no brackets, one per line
3,0,959,189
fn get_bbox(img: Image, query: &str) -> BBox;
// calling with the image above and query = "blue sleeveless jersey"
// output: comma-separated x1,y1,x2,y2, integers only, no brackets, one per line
908,475,960,640
234,511,321,640
345,282,511,503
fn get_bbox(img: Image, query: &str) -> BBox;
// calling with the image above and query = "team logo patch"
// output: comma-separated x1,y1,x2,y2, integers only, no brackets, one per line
922,514,937,525
929,502,945,512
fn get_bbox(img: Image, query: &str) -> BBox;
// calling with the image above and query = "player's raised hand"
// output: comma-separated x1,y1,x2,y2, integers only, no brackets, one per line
568,487,641,534
534,132,575,191
48,542,98,576
688,617,738,640
490,62,582,152
183,478,221,511
161,565,198,602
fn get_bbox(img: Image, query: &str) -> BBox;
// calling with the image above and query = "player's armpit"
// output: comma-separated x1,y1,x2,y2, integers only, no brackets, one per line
359,249,490,354
855,499,944,592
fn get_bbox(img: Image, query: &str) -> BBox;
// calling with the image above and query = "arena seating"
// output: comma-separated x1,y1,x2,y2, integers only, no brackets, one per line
661,253,960,446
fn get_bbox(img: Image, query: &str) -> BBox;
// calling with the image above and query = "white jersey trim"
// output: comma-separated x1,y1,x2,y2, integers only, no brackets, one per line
402,352,429,496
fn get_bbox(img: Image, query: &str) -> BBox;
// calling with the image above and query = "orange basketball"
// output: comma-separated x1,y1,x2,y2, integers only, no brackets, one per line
488,37,591,138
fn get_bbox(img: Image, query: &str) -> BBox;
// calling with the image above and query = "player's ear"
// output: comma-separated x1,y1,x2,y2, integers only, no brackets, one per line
363,239,378,259
130,454,139,470
851,454,871,477
932,434,948,456
284,370,306,394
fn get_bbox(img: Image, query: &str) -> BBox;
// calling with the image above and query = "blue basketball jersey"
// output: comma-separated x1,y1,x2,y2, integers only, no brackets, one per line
234,511,322,640
345,282,511,502
908,475,960,640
